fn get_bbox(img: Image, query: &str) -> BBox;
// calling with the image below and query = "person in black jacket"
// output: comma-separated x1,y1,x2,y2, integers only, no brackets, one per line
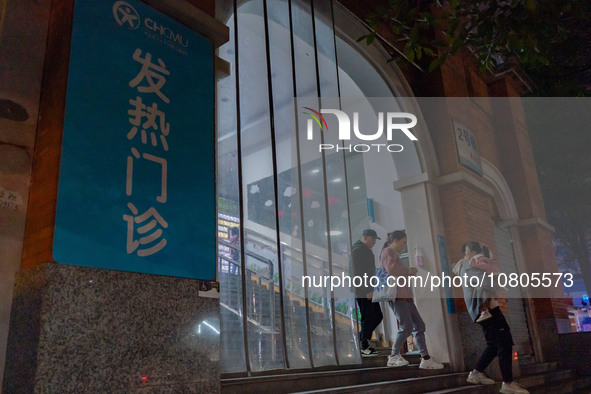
352,229,383,356
459,242,529,394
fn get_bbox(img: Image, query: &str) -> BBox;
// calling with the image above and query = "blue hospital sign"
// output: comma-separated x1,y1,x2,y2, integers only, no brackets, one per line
54,0,215,279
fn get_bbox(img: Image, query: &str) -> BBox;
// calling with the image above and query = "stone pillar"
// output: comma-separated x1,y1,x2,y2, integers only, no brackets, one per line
3,264,220,392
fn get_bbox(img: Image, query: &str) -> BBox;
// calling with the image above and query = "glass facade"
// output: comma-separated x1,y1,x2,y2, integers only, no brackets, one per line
216,0,408,373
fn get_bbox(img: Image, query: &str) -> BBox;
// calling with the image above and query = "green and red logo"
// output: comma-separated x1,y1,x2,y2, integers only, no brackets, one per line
303,107,329,132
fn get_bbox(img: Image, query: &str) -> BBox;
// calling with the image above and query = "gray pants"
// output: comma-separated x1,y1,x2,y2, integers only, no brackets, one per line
389,300,428,357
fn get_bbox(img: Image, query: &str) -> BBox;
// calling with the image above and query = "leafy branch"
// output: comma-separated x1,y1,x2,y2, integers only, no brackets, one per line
357,0,576,72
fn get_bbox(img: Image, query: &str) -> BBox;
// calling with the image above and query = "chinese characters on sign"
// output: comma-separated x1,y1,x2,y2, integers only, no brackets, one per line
54,0,214,279
124,49,171,257
452,119,482,175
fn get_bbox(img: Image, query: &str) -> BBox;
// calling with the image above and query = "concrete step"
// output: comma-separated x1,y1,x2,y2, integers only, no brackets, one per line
222,361,591,394
528,375,591,394
294,373,468,394
293,366,589,394
360,351,422,368
517,368,575,387
423,383,499,393
222,361,451,394
423,369,591,394
517,354,537,366
519,361,558,375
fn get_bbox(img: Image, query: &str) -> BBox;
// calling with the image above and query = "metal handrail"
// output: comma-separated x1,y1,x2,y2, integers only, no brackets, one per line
218,239,276,335
218,238,274,281
218,252,353,319
244,228,333,266
218,231,358,342
219,236,356,314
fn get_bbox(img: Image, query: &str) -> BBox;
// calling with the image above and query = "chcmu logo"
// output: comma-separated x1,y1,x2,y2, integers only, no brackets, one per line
113,1,140,29
112,1,189,48
303,108,418,152
144,18,189,48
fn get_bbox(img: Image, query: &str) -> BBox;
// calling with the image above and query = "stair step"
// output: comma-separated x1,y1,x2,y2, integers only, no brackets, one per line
361,352,422,368
517,369,575,387
222,362,587,393
517,354,536,366
528,375,591,394
293,373,467,394
424,369,586,394
423,383,499,393
519,361,558,375
222,363,450,393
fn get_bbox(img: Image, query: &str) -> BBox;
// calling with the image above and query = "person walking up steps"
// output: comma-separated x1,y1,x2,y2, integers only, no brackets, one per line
456,241,529,394
352,229,383,356
381,230,443,370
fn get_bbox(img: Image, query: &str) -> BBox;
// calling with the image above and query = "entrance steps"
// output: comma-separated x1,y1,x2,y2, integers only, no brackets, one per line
423,365,591,394
221,354,591,393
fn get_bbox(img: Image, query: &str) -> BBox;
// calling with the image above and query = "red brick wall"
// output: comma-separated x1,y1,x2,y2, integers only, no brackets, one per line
411,47,566,327
440,53,471,97
488,78,548,221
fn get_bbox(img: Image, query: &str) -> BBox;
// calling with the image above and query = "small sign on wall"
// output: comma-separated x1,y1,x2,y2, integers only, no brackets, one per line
366,198,375,223
452,119,482,175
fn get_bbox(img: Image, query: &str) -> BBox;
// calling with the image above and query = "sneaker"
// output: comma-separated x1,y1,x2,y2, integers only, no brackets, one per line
467,370,495,385
387,354,409,367
476,309,493,323
419,357,444,369
360,346,378,357
500,381,529,393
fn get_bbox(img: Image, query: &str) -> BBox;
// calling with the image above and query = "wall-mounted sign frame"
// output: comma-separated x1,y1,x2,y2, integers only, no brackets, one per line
54,0,215,279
